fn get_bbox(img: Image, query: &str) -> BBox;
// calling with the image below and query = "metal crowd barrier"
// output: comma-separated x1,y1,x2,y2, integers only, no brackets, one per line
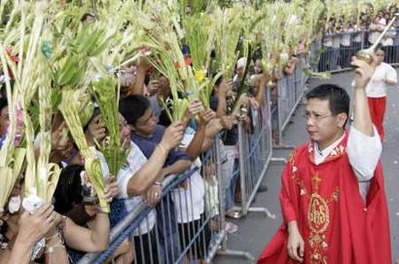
270,83,279,145
78,135,254,263
235,89,274,218
274,54,309,146
78,168,199,264
205,137,254,261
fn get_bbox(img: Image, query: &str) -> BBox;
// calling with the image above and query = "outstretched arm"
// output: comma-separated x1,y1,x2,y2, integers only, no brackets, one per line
63,212,110,252
351,58,375,136
347,57,382,187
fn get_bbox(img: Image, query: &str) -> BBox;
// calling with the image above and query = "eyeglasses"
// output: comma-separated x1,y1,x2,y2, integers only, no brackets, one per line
304,112,333,122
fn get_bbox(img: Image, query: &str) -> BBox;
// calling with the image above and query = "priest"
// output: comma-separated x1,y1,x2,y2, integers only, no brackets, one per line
257,56,391,263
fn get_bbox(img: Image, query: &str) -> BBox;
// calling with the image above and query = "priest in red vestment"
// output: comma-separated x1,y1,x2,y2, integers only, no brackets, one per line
258,57,391,264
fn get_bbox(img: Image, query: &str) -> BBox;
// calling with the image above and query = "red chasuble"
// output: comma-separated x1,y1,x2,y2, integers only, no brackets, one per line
257,133,391,264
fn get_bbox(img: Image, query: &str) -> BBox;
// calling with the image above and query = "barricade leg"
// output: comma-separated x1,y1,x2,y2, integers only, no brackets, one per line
206,139,255,261
236,122,276,219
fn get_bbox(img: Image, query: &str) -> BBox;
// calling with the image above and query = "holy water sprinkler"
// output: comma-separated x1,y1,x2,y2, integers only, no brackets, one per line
355,13,399,64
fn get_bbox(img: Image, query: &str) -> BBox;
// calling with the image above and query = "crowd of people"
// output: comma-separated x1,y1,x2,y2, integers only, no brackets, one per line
318,5,399,71
0,0,310,262
2,1,399,264
0,38,287,263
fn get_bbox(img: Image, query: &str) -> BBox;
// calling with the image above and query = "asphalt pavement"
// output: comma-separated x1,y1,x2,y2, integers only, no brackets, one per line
214,69,399,264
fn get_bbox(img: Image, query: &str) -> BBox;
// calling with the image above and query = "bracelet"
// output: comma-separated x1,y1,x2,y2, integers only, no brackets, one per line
45,244,65,254
95,205,109,214
46,231,65,245
157,143,167,155
45,233,65,256
57,215,67,237
46,236,63,246
153,180,163,186
45,232,59,241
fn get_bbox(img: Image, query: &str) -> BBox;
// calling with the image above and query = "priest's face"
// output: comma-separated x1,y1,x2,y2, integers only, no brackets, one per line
305,98,346,149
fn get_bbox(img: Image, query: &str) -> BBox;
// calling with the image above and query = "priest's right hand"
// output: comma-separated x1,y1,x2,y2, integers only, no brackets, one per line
287,221,304,262
351,55,376,90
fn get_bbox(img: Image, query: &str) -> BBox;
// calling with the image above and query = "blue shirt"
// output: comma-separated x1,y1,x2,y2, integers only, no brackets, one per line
131,125,190,167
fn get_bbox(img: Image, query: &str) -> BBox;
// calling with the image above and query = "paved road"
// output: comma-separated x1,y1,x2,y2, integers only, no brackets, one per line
214,70,399,263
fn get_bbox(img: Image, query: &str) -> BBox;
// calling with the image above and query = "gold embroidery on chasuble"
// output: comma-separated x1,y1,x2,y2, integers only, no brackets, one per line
290,145,344,264
308,191,330,264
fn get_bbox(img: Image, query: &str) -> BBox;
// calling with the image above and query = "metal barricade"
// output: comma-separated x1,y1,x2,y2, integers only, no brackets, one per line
270,82,280,145
235,88,275,218
204,137,254,261
77,170,197,264
309,37,322,72
278,73,296,132
78,134,255,263
276,54,307,140
294,56,306,104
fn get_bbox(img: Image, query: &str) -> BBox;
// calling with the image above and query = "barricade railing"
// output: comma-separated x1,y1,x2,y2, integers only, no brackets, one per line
79,134,254,263
78,168,198,264
274,54,308,147
235,88,274,218
278,72,296,133
207,137,254,261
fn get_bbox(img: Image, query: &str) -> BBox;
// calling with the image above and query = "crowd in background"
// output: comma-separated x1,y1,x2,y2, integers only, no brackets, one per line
0,38,288,263
319,5,398,71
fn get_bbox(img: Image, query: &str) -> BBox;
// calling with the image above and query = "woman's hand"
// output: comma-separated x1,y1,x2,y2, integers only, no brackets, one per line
17,203,57,246
104,178,120,202
218,79,234,98
220,115,237,130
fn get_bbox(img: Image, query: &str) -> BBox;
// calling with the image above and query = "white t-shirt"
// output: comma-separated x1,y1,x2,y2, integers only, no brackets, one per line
171,127,205,223
323,34,333,47
340,29,351,47
332,35,341,48
365,62,397,98
382,27,396,46
368,20,385,44
116,142,156,236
